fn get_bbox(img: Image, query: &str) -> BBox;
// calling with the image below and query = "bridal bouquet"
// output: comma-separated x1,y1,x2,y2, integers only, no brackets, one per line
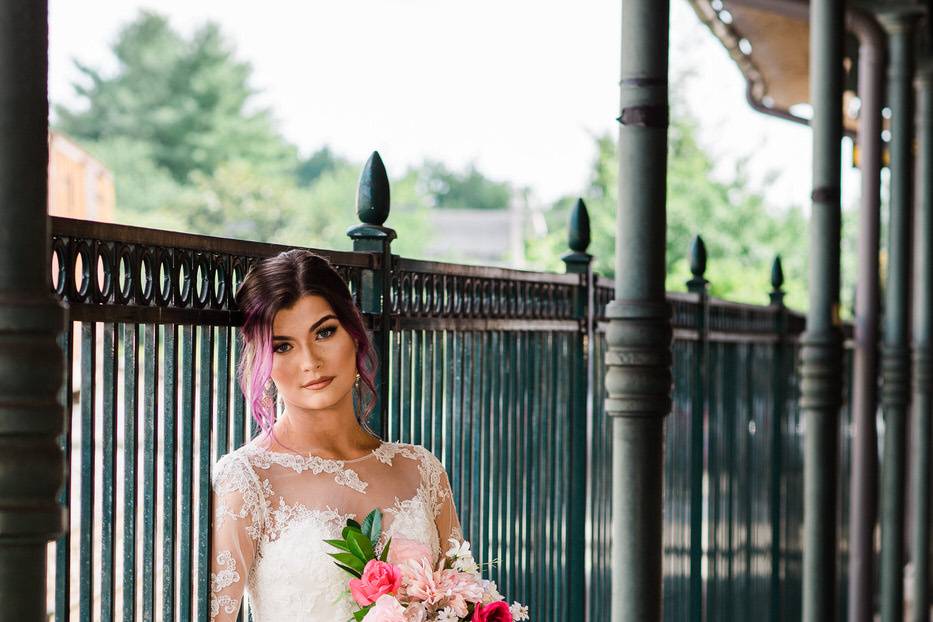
325,509,529,622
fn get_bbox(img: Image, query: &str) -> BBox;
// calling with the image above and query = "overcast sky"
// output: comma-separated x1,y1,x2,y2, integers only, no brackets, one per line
48,0,858,210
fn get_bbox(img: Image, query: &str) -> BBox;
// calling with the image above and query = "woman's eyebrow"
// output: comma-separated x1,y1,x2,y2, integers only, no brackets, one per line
272,314,337,340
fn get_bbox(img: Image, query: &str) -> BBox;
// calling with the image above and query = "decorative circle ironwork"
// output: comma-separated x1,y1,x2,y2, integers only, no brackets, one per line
71,239,92,303
174,251,192,307
115,245,134,304
135,247,155,305
51,238,67,298
212,254,229,308
155,247,173,307
92,242,114,303
194,253,212,308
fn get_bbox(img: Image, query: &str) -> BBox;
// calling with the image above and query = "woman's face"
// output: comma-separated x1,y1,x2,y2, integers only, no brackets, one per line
270,294,358,412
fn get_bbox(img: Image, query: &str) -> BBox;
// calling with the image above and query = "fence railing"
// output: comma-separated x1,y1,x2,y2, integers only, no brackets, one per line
46,155,852,621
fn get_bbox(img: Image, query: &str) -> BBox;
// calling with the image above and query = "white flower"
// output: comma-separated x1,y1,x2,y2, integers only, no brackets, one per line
445,538,472,560
434,606,460,622
510,601,529,620
452,555,479,575
480,579,503,604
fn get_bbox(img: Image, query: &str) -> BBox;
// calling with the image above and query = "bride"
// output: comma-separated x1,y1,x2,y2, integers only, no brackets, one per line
210,249,464,621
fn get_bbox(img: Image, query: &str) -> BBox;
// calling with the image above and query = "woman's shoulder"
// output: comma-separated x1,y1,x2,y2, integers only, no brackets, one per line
211,443,260,490
377,440,443,466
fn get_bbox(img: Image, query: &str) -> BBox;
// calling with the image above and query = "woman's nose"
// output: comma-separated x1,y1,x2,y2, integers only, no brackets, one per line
300,348,321,371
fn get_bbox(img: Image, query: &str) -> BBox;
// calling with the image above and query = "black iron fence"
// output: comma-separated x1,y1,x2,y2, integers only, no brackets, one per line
46,157,852,621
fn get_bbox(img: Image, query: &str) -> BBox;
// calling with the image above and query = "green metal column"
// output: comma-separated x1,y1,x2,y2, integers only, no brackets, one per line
800,1,845,621
347,151,396,439
686,235,708,622
562,198,592,622
908,57,932,622
769,256,787,622
878,12,917,622
0,1,67,619
846,10,884,622
605,0,672,618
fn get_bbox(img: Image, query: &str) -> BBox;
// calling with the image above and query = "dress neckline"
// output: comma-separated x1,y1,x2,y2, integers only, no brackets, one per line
248,439,389,464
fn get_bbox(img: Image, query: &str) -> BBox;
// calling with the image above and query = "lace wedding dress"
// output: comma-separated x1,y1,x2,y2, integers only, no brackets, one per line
210,439,464,622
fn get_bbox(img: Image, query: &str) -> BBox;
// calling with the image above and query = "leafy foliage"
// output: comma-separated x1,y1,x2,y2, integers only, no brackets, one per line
524,105,852,313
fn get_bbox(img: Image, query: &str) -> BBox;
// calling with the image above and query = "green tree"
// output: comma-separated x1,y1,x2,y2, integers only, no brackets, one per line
418,160,512,210
55,10,296,184
525,110,820,312
52,10,435,251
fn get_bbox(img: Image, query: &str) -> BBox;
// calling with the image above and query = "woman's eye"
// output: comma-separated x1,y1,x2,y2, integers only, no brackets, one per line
273,343,291,353
317,326,337,339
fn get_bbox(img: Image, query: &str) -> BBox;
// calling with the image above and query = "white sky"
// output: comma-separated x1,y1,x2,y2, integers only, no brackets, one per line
48,0,859,210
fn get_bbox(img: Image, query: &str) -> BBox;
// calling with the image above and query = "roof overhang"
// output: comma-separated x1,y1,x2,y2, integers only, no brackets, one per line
687,0,873,136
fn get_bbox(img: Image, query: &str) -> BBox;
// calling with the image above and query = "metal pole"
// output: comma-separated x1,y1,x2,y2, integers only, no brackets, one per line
561,198,592,622
0,1,67,619
846,11,885,622
686,235,708,622
346,151,396,440
908,55,932,622
878,12,918,622
605,0,672,618
801,0,845,620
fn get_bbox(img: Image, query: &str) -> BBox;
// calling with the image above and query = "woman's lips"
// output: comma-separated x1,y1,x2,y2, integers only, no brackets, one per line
303,377,334,390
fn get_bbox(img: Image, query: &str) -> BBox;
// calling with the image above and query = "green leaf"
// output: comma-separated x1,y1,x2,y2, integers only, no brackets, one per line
353,604,374,622
361,508,382,543
347,529,375,562
334,561,362,578
342,522,363,541
324,538,351,552
328,551,365,574
346,518,363,531
379,536,392,562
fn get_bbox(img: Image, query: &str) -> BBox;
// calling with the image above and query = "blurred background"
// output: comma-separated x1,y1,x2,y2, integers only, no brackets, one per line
47,0,866,312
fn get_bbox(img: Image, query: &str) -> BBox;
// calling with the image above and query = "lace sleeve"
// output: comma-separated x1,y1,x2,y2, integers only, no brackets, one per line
210,452,263,621
422,448,465,549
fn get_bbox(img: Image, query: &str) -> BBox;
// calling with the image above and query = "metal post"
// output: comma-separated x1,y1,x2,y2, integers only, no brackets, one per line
0,1,67,619
800,1,845,621
908,56,933,622
346,151,396,439
562,198,593,622
769,255,787,622
878,12,918,622
686,235,708,622
846,11,885,622
605,0,672,618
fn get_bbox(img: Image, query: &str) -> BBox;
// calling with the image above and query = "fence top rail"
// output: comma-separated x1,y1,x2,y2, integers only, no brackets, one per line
396,256,580,285
51,215,375,269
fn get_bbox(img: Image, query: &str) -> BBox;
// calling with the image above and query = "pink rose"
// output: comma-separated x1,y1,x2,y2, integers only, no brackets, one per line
361,594,407,622
472,600,514,622
349,559,402,606
386,538,433,568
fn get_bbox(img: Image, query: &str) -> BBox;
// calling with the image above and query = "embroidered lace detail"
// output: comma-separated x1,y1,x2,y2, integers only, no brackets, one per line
411,445,453,519
243,444,373,493
267,497,354,543
210,550,242,618
212,452,267,540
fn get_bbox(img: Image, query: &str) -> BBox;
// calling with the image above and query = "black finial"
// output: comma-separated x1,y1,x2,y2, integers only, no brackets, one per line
770,255,785,306
690,235,707,277
568,198,591,253
771,255,784,290
686,235,709,294
356,151,390,226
